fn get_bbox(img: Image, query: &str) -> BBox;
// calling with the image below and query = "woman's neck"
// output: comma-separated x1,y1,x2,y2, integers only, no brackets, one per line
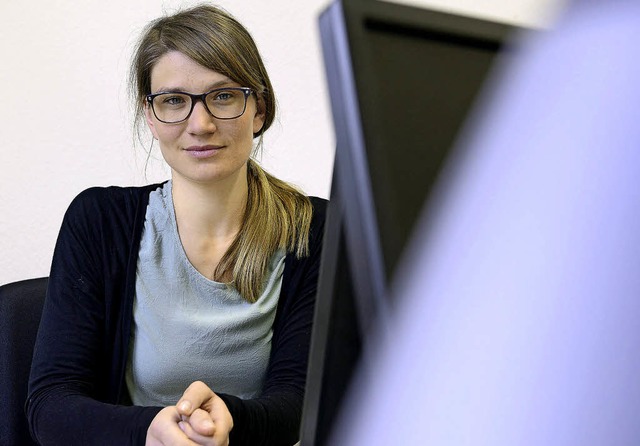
171,168,248,241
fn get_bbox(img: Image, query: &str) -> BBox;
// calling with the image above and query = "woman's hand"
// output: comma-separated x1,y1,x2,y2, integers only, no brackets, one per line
176,381,233,446
147,406,200,446
146,381,233,446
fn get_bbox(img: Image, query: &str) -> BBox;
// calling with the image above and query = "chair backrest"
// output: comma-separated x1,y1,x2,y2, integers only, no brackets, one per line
0,277,48,446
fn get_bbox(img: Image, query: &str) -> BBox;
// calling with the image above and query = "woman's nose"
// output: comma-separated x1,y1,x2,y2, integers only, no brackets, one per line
187,100,217,134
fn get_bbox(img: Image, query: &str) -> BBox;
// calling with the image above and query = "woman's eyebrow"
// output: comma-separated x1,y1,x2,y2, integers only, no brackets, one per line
152,86,186,93
206,79,237,90
153,80,238,94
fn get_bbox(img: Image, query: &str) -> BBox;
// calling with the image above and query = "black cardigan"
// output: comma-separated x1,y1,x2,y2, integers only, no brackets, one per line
26,184,326,446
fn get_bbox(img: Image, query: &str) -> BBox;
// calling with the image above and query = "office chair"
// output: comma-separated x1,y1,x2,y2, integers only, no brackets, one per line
0,277,48,446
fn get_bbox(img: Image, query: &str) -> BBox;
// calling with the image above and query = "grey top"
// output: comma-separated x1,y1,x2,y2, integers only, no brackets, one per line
126,181,285,406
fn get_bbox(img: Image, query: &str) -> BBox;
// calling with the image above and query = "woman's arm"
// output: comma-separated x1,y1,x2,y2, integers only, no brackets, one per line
214,197,327,446
26,188,162,445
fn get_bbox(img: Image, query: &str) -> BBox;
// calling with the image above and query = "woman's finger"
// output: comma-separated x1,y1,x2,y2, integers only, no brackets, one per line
187,408,216,436
179,418,225,446
177,381,215,416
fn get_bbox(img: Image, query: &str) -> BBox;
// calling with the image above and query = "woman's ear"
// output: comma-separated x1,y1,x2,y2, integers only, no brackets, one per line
252,95,266,135
144,101,160,140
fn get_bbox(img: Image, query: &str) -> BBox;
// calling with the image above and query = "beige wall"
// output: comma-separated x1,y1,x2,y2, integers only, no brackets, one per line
0,0,563,285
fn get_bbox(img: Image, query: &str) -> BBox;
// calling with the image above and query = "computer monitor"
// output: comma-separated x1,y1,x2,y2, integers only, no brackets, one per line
300,1,517,444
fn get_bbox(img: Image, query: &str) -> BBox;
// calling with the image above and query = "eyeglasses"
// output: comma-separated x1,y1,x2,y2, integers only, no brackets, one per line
146,87,253,124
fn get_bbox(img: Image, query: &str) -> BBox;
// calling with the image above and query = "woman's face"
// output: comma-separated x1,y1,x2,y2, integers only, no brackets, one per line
145,51,265,187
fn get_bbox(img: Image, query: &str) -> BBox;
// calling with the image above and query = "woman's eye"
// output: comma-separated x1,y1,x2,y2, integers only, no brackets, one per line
213,91,235,102
163,95,187,105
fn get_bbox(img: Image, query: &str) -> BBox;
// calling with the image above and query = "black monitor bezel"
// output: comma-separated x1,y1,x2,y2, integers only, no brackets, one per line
301,1,515,444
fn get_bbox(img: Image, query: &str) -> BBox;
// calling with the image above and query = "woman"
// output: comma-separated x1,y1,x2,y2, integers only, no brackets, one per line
26,5,326,446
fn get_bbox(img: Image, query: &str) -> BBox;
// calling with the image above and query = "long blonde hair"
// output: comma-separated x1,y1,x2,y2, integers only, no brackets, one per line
130,5,313,302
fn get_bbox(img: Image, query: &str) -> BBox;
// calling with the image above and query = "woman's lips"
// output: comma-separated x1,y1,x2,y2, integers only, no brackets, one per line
184,145,223,159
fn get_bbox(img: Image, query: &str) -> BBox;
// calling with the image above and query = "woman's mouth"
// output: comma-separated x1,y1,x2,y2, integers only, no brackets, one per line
184,145,224,158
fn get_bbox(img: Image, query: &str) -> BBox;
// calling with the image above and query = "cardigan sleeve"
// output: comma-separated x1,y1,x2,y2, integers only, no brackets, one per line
26,189,161,446
218,197,327,446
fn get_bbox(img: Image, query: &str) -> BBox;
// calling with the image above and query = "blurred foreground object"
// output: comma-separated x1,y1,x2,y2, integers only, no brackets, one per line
333,1,640,445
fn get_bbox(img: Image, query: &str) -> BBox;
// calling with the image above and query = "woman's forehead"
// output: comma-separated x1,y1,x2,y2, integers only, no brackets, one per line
150,51,236,92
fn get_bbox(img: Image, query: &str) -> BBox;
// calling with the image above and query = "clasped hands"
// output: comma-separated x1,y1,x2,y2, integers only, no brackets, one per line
146,381,233,446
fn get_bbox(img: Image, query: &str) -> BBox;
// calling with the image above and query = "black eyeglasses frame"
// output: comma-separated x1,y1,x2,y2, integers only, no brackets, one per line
145,87,253,123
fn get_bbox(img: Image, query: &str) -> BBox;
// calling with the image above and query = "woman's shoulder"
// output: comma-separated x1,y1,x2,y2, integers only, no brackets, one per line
308,196,328,216
306,196,328,239
69,183,164,208
63,182,167,224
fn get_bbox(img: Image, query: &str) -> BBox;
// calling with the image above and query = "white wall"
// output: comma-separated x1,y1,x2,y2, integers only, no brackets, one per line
0,0,563,285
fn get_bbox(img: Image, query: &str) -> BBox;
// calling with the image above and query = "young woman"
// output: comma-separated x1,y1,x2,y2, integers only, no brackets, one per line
27,5,326,446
